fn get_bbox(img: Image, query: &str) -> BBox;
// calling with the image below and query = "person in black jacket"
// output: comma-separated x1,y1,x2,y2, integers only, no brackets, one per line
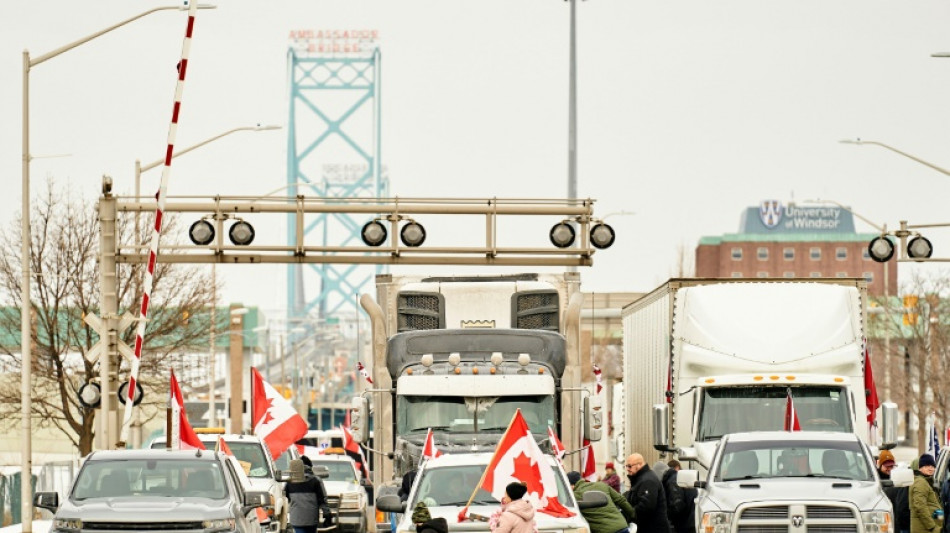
624,453,672,533
285,457,332,533
663,460,696,533
878,451,910,533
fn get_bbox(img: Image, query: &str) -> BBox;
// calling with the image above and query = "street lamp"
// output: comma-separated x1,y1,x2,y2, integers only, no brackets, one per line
838,139,950,178
21,5,214,528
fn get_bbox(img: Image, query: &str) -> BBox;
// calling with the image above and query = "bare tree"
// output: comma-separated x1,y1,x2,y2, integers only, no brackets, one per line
671,242,695,278
873,271,950,452
0,179,219,455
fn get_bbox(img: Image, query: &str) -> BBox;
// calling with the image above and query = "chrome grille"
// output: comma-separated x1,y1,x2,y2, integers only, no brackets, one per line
736,526,787,533
741,507,789,519
326,495,341,508
397,293,442,331
807,527,857,533
807,506,855,520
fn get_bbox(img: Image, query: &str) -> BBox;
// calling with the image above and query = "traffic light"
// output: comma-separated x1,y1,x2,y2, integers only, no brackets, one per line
903,295,919,326
350,396,368,443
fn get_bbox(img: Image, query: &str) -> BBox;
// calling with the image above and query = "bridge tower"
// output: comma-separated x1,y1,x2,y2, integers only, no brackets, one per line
286,32,388,323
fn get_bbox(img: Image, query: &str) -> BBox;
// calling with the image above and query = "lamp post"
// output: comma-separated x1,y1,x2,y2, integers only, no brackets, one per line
20,6,215,530
839,139,950,178
229,306,249,434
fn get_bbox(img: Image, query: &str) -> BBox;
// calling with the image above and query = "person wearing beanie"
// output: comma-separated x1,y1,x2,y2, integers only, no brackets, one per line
878,451,909,533
412,502,448,533
567,470,635,533
284,458,332,533
910,453,942,533
491,482,536,533
601,462,622,493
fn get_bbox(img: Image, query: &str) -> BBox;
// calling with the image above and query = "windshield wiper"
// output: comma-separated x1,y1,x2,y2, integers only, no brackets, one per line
414,426,451,432
723,475,763,481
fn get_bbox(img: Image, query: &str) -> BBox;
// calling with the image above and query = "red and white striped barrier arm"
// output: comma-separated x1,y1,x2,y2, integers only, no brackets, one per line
120,1,200,445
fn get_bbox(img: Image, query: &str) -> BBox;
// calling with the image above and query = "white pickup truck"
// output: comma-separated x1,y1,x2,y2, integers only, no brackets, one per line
677,431,912,533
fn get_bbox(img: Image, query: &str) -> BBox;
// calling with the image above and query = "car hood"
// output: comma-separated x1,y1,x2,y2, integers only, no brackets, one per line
56,497,232,521
703,479,889,511
400,504,588,532
323,480,362,497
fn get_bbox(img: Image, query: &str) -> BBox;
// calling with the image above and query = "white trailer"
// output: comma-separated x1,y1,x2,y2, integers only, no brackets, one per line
620,278,895,469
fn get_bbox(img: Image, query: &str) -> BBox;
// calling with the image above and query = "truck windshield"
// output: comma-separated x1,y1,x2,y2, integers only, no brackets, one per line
410,462,573,508
697,386,851,441
715,439,873,482
397,395,556,435
72,459,228,499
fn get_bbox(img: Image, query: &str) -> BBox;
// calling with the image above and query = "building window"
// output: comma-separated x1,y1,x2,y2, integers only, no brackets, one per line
864,272,874,283
810,248,821,260
863,249,871,261
757,271,769,278
810,272,822,278
784,248,795,261
757,247,769,260
731,248,743,260
783,271,795,278
731,272,743,278
836,272,848,278
836,247,847,260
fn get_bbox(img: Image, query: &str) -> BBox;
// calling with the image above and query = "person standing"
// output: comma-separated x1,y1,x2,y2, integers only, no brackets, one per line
664,460,696,533
624,453,672,533
879,450,910,533
568,471,635,533
601,462,622,493
910,454,943,533
284,457,332,533
491,482,536,533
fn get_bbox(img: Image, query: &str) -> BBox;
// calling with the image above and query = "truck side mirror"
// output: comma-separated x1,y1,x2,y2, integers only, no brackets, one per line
677,469,698,489
584,395,603,442
880,402,898,450
375,494,406,513
652,403,674,452
350,396,369,443
890,467,914,487
32,492,58,512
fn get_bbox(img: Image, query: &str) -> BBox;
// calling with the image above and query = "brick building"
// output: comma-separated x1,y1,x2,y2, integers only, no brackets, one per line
695,201,896,297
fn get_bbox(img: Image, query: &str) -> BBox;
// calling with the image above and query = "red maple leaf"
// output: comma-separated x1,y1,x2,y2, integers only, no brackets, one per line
510,452,544,497
260,396,275,426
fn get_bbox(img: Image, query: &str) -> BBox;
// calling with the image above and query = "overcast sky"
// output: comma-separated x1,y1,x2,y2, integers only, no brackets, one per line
5,1,950,315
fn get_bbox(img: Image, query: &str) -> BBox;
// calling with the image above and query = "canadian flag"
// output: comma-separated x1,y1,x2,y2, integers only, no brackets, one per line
423,428,443,460
251,367,308,459
341,425,371,479
784,389,801,431
547,426,565,463
472,409,574,520
357,361,373,385
581,438,596,481
170,370,206,451
217,436,271,525
864,341,881,425
592,365,603,395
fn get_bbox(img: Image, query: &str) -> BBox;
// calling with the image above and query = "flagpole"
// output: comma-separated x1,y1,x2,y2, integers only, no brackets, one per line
459,409,522,522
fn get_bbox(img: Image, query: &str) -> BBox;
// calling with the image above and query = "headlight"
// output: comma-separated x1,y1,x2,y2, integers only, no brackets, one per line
202,518,236,532
339,492,362,510
862,511,892,533
701,512,733,533
53,518,82,531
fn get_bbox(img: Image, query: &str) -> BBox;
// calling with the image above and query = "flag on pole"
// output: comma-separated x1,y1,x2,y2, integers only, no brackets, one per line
170,370,206,450
926,415,941,459
864,341,881,425
784,389,801,432
217,436,234,456
251,367,308,459
423,428,442,460
581,438,596,481
474,409,575,520
217,436,270,525
592,365,603,395
357,361,373,385
547,426,565,462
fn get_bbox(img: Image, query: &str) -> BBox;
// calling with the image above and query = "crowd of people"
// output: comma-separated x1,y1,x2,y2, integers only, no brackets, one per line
877,450,947,533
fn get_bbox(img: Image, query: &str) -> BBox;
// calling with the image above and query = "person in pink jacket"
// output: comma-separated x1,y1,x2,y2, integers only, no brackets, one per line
492,482,537,533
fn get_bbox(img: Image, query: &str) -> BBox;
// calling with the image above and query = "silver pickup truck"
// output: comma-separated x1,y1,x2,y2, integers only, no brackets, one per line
677,431,913,533
33,449,273,533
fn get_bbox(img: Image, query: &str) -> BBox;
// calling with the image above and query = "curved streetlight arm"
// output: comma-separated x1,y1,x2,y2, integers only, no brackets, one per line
31,4,217,67
839,139,950,178
139,124,281,174
800,198,886,233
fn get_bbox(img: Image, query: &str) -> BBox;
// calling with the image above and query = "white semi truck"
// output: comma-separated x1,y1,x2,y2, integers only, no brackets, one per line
620,278,896,469
353,273,602,495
